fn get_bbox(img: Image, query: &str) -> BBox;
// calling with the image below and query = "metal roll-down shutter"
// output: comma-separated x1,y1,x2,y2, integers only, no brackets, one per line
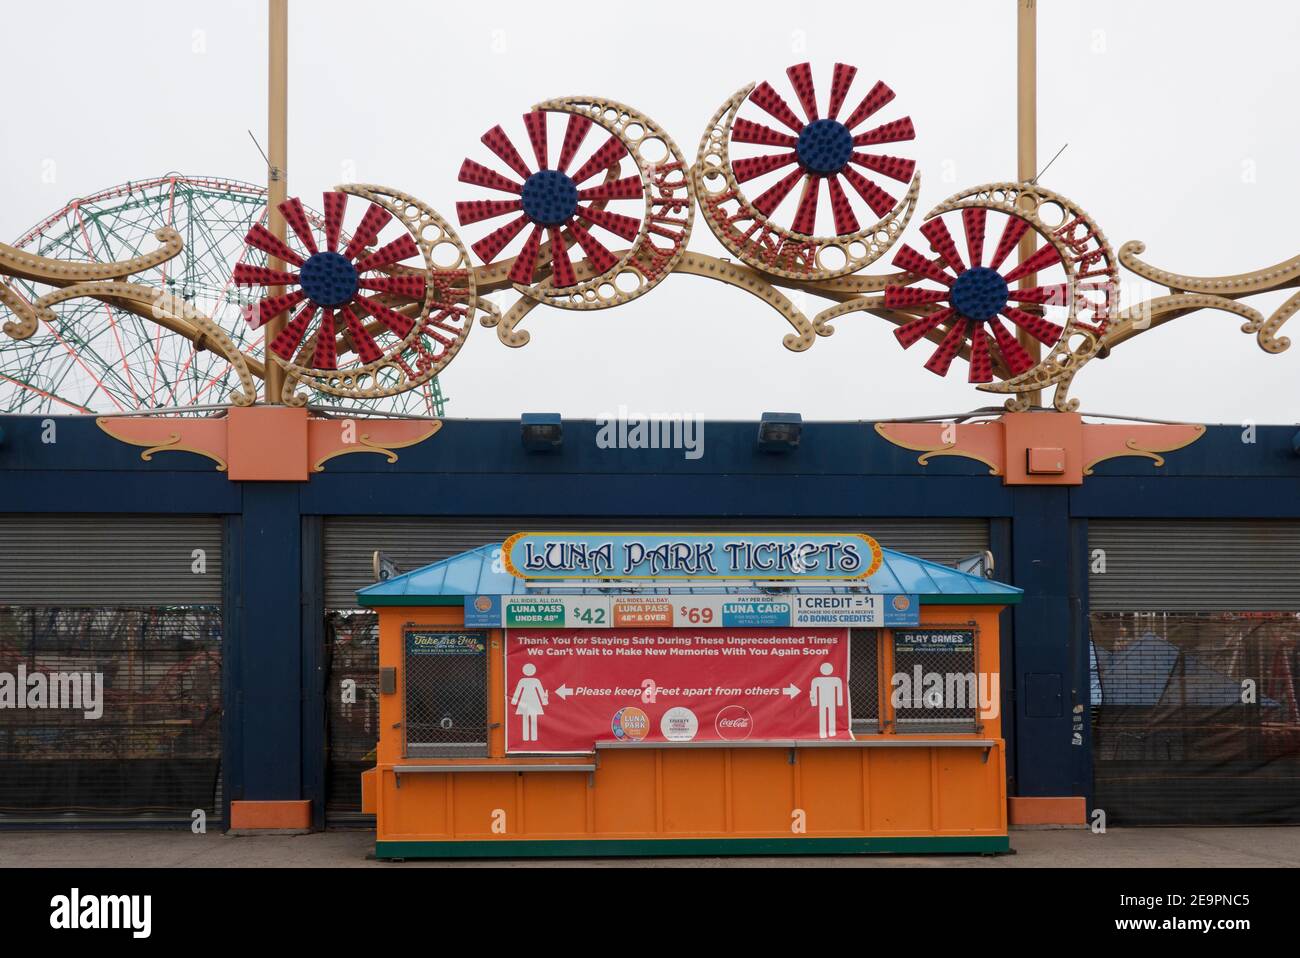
0,515,223,606
1088,520,1300,825
0,515,224,823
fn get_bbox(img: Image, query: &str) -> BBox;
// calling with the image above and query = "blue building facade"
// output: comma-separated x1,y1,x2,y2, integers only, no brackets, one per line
2,412,1298,829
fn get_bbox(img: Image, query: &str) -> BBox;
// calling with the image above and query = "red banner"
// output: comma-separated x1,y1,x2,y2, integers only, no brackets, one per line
505,628,851,753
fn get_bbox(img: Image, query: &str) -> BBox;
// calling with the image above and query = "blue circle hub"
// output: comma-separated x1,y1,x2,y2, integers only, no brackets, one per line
298,251,358,307
796,119,853,175
949,267,1009,322
521,170,579,226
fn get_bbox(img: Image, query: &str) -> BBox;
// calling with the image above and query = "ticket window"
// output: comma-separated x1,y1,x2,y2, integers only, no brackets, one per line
402,628,490,758
849,628,881,734
890,625,981,735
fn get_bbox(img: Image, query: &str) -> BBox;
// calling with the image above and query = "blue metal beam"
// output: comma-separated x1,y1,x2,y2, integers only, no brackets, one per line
232,483,304,802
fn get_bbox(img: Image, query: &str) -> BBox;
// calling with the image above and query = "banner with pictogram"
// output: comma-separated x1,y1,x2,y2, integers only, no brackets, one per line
504,628,850,753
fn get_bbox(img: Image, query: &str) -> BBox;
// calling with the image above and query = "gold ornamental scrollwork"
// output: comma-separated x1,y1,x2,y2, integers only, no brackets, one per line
3,60,1298,418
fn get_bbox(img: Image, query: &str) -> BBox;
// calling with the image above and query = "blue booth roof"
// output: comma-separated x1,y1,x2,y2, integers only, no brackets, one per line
357,543,1023,607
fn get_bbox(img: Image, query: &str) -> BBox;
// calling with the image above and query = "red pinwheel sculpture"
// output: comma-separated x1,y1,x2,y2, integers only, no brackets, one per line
456,110,644,287
729,62,916,237
235,193,426,372
883,209,1069,382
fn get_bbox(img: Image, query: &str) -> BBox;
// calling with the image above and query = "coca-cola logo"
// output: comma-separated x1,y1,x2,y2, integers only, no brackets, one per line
715,705,753,740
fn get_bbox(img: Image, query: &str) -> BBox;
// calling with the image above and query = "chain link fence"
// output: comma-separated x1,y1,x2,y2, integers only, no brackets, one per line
0,606,222,820
891,627,980,734
404,630,489,758
325,611,379,822
849,629,880,733
1091,612,1300,824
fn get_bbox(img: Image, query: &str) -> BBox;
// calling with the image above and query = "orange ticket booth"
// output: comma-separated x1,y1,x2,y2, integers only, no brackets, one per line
357,532,1020,858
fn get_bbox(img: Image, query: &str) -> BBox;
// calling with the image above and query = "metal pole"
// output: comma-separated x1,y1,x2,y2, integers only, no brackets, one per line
265,0,288,403
1017,0,1041,407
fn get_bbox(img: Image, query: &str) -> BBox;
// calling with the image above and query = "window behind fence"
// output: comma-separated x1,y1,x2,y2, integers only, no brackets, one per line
1091,612,1300,825
403,629,489,758
0,606,222,821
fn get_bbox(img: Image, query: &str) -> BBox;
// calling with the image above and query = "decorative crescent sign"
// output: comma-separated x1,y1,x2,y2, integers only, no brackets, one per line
236,184,483,404
4,61,1296,413
692,64,920,281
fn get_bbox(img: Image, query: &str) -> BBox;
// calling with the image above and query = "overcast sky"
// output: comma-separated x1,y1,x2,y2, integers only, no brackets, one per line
4,0,1298,423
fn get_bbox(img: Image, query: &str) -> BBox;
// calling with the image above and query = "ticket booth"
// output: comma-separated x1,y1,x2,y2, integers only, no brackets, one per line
357,532,1020,858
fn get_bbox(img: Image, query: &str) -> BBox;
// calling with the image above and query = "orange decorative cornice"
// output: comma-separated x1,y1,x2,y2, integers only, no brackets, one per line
97,417,230,472
873,421,1004,476
309,418,442,472
97,406,442,481
875,412,1205,486
1082,425,1206,477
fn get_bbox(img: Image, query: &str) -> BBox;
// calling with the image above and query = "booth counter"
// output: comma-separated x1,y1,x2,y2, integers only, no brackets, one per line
357,533,1020,858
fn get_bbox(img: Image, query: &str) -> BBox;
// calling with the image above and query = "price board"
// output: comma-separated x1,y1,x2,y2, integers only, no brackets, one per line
465,593,920,629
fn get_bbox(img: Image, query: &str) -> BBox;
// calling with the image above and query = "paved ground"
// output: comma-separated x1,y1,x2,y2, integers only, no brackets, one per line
2,826,1299,867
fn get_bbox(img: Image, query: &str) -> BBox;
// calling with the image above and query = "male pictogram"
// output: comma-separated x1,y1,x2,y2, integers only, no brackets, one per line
809,662,844,739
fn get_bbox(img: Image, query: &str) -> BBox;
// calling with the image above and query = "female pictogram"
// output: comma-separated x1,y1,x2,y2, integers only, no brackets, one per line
510,663,548,742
